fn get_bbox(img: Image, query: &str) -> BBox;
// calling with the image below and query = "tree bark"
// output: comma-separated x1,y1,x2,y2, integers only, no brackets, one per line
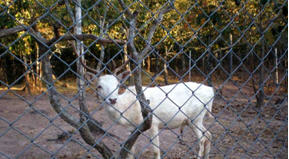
29,54,36,90
275,48,279,85
181,52,186,74
164,46,169,85
146,56,151,72
0,11,125,159
0,56,8,87
35,41,42,90
255,8,265,108
97,19,107,72
118,1,173,157
22,53,31,95
256,37,265,107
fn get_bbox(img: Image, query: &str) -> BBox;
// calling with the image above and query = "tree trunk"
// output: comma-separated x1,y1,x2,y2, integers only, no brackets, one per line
181,51,186,74
35,41,42,90
189,51,191,81
74,0,106,136
155,53,159,73
29,54,36,90
146,56,151,72
0,56,8,86
255,11,265,108
163,47,169,85
124,43,134,85
206,54,213,86
256,38,265,107
275,48,279,85
75,0,87,122
21,53,31,94
229,33,233,74
97,19,106,72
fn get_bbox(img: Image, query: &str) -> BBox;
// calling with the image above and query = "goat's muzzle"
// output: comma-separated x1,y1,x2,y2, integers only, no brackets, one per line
108,98,117,105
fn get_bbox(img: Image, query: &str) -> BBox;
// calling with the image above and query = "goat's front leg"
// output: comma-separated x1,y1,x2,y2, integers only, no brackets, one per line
189,121,211,159
150,125,161,159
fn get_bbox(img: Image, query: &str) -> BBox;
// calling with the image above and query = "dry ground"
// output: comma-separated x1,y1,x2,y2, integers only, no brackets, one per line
0,81,287,159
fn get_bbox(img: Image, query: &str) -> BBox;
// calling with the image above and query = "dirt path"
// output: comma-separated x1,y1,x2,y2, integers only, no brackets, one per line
0,83,287,159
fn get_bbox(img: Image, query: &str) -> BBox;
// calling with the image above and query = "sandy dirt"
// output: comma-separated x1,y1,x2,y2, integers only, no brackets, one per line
0,82,287,159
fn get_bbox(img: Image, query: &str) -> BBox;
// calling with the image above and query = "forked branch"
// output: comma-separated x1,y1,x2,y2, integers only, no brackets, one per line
141,2,173,57
0,25,125,45
117,1,174,158
119,9,153,159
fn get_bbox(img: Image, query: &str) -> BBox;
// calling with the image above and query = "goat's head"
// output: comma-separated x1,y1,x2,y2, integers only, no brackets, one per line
81,58,130,105
93,71,130,104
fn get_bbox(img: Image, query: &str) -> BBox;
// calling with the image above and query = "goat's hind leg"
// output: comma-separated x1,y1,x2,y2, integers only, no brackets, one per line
150,125,161,159
189,121,211,159
178,119,188,145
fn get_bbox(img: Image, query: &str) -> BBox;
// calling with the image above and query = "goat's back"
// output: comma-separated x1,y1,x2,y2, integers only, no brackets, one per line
115,82,214,129
144,82,214,128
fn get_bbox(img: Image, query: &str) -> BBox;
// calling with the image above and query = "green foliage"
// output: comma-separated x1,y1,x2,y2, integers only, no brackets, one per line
0,0,287,78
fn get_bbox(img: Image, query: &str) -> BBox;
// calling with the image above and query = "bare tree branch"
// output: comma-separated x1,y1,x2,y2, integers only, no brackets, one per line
118,0,133,18
118,3,175,157
79,124,114,158
114,59,130,75
0,25,126,45
64,0,75,24
42,36,114,159
0,25,26,38
119,11,153,159
97,13,108,72
72,40,120,139
74,2,115,158
0,16,116,159
42,49,81,129
141,3,173,57
47,34,126,45
127,12,139,59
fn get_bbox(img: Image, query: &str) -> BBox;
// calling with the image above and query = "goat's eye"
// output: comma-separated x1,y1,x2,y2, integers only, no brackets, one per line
97,85,102,89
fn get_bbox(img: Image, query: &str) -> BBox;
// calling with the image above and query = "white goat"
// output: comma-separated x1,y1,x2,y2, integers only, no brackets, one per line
85,70,214,159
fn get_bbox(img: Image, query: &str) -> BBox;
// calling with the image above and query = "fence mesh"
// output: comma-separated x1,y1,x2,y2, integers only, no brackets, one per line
0,0,288,158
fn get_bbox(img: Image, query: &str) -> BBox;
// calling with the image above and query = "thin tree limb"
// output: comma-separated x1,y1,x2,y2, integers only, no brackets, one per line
141,3,173,57
0,20,116,159
73,2,115,157
47,34,126,45
71,40,120,139
41,47,81,129
64,0,75,24
118,0,133,18
0,25,125,45
127,12,139,59
119,11,153,159
0,25,26,38
97,14,108,72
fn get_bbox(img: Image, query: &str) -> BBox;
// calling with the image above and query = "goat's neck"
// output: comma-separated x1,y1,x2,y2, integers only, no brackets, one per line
104,91,129,117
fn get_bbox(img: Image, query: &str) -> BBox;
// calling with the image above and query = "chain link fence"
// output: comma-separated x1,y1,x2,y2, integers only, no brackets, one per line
0,0,288,158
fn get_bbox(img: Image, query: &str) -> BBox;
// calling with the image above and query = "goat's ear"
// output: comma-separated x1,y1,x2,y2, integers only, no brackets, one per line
84,72,98,85
117,71,130,81
118,85,126,95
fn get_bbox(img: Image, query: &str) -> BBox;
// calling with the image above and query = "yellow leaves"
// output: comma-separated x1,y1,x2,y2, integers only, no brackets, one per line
86,24,97,34
170,19,176,23
95,43,101,51
22,35,32,55
174,0,191,13
15,8,31,25
108,25,123,39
